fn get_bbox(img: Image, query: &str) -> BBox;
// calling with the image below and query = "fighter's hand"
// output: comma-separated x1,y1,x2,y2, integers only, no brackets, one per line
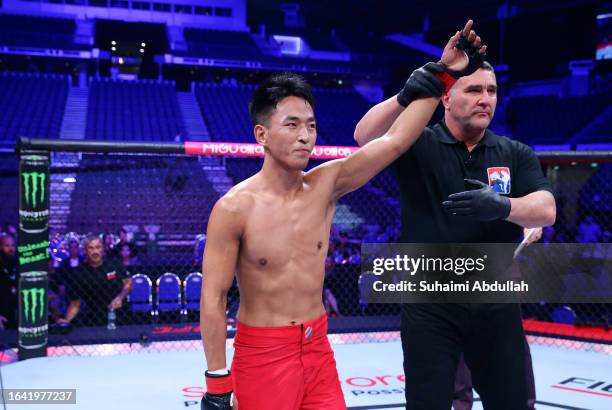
201,392,233,410
201,372,234,410
439,20,486,77
396,62,445,107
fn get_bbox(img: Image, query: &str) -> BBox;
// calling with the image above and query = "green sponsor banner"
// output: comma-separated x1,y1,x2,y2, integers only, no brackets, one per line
18,272,48,346
19,157,50,234
18,239,50,266
22,287,45,323
22,172,46,208
18,154,49,360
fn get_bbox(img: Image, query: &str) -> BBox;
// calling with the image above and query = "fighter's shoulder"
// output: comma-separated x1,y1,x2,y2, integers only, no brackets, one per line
213,180,255,219
304,159,344,188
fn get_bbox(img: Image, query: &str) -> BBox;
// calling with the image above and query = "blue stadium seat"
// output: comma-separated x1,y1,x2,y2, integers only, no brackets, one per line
183,272,203,313
128,273,154,314
156,272,183,313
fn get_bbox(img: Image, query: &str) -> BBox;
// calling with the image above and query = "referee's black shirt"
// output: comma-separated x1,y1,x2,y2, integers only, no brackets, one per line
393,121,552,244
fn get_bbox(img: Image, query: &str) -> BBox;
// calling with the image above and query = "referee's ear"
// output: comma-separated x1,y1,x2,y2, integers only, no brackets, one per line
441,90,452,111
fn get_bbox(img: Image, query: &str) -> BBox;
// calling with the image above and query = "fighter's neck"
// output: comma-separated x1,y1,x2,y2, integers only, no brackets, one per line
259,161,305,196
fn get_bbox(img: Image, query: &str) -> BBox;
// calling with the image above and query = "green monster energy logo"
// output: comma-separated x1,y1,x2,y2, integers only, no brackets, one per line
22,288,45,323
22,172,46,208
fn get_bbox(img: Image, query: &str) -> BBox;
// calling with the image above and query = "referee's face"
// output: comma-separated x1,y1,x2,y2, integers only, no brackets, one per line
444,69,497,133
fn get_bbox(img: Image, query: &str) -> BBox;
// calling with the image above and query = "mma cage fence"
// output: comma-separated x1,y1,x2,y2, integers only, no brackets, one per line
2,138,611,360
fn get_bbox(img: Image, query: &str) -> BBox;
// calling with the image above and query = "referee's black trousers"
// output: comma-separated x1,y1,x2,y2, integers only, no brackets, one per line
400,303,529,410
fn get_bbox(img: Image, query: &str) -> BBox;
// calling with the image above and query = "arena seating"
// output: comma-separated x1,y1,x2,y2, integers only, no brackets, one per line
85,78,185,141
0,72,69,142
313,87,372,146
506,93,611,145
194,82,254,143
0,13,88,50
194,82,371,146
182,28,261,60
0,158,18,227
269,28,346,52
66,155,218,236
576,107,612,144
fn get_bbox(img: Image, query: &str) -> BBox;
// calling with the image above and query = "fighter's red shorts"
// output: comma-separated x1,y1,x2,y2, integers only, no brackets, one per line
231,314,346,410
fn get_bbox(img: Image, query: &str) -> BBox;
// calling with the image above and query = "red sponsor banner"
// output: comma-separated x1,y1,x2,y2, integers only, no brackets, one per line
523,319,612,343
551,385,612,398
152,324,201,334
184,142,359,159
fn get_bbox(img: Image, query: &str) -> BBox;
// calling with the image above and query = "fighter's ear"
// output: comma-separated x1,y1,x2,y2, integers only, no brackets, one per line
254,124,267,146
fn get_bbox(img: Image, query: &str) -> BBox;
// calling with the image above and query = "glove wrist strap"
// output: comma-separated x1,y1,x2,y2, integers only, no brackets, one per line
434,65,458,93
205,371,233,395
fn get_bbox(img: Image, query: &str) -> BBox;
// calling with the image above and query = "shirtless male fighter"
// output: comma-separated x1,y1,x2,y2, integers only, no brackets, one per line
200,20,486,410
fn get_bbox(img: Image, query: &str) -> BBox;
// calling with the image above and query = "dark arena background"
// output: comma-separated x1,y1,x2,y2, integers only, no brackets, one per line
0,1,610,409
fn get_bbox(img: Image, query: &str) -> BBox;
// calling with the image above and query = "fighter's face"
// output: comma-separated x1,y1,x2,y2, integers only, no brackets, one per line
444,68,497,133
85,238,104,266
256,96,317,170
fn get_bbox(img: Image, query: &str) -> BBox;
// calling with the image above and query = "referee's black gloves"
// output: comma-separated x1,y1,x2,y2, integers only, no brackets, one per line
442,179,511,221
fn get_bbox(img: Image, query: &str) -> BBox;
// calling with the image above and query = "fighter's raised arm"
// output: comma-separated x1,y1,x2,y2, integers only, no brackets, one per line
354,20,486,146
321,20,486,200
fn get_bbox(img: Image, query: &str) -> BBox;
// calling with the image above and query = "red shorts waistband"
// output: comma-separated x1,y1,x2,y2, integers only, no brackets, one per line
235,314,328,346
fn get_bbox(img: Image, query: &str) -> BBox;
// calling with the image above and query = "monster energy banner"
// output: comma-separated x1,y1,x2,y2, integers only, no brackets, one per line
18,153,50,360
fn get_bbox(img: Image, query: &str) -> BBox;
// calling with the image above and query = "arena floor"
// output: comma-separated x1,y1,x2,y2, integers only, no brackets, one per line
1,333,611,410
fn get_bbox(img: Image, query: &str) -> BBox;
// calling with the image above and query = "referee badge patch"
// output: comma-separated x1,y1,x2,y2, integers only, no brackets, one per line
106,270,117,281
486,167,511,194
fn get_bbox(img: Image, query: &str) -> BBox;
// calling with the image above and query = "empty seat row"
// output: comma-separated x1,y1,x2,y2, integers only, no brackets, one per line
128,272,203,317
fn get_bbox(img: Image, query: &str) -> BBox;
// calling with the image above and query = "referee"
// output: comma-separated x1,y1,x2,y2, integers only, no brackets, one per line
355,58,555,409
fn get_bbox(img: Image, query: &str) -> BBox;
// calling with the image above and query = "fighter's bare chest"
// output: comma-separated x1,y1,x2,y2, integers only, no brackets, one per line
239,199,331,263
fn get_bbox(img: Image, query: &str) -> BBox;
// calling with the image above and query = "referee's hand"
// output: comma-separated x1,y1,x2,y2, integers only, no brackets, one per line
442,178,511,221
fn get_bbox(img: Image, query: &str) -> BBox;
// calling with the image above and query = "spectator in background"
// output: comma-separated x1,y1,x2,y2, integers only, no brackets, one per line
59,238,82,277
144,224,160,260
48,257,66,323
119,243,138,269
102,232,115,257
576,215,601,243
58,235,133,327
0,233,18,329
112,228,138,262
0,223,17,238
118,228,134,250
